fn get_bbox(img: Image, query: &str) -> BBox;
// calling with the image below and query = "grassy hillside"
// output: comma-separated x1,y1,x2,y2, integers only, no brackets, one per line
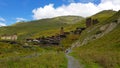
71,10,120,68
0,16,83,40
0,10,118,68
54,16,84,24
1,10,115,41
79,10,119,42
61,10,117,49
0,16,84,68
91,10,116,22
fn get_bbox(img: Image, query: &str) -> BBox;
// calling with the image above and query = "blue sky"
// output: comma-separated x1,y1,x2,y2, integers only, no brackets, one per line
0,0,119,26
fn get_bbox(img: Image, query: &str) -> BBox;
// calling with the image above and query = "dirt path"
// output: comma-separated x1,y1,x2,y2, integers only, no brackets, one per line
65,42,84,68
66,54,83,68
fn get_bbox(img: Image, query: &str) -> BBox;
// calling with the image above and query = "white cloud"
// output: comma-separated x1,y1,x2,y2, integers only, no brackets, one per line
63,0,75,3
0,22,6,27
32,0,120,19
68,0,75,3
0,17,6,27
0,17,6,22
16,17,27,22
99,0,120,10
101,0,120,5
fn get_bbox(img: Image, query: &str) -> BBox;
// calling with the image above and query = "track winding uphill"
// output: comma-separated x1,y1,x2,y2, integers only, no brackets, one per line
65,41,84,68
66,54,83,68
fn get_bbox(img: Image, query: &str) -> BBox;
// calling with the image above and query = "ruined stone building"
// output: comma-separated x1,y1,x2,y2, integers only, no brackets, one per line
86,18,99,27
1,34,17,41
92,19,99,25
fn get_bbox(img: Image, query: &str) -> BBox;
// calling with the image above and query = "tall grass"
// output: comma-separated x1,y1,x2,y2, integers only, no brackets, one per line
61,34,80,50
0,52,67,68
71,24,120,68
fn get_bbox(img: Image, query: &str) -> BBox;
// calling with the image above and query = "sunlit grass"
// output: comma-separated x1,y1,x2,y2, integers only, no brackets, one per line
71,24,120,68
0,52,67,68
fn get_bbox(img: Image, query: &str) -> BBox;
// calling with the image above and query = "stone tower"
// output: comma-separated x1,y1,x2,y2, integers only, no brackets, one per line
86,18,92,28
92,19,99,25
60,27,64,35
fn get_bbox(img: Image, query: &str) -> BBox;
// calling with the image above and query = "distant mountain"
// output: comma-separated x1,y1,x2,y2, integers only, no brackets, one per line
0,16,83,40
0,10,117,41
13,16,84,26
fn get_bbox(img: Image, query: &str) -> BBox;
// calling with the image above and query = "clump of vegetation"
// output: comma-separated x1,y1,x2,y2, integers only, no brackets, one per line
61,34,80,50
0,42,43,58
0,52,67,68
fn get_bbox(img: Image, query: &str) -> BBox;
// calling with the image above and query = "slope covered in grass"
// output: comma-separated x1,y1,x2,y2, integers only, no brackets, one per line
72,24,120,68
91,10,116,22
71,10,120,68
60,10,117,50
54,16,84,24
0,10,118,68
79,10,119,42
0,15,84,68
0,16,83,40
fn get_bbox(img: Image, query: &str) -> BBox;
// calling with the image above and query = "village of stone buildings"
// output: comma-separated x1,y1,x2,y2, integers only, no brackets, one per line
0,18,99,45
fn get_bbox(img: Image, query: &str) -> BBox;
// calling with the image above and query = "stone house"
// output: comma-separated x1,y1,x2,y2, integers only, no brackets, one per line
1,34,17,41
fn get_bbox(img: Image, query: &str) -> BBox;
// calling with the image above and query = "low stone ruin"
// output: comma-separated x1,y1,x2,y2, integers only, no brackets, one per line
26,27,85,46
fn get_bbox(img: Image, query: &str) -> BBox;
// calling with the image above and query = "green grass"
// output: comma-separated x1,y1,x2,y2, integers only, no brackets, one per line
0,52,67,68
0,42,67,68
53,16,84,24
0,16,83,41
0,10,118,68
0,20,67,40
71,10,120,68
71,24,120,68
91,10,116,23
60,10,117,50
0,42,44,58
61,34,80,50
79,10,119,42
